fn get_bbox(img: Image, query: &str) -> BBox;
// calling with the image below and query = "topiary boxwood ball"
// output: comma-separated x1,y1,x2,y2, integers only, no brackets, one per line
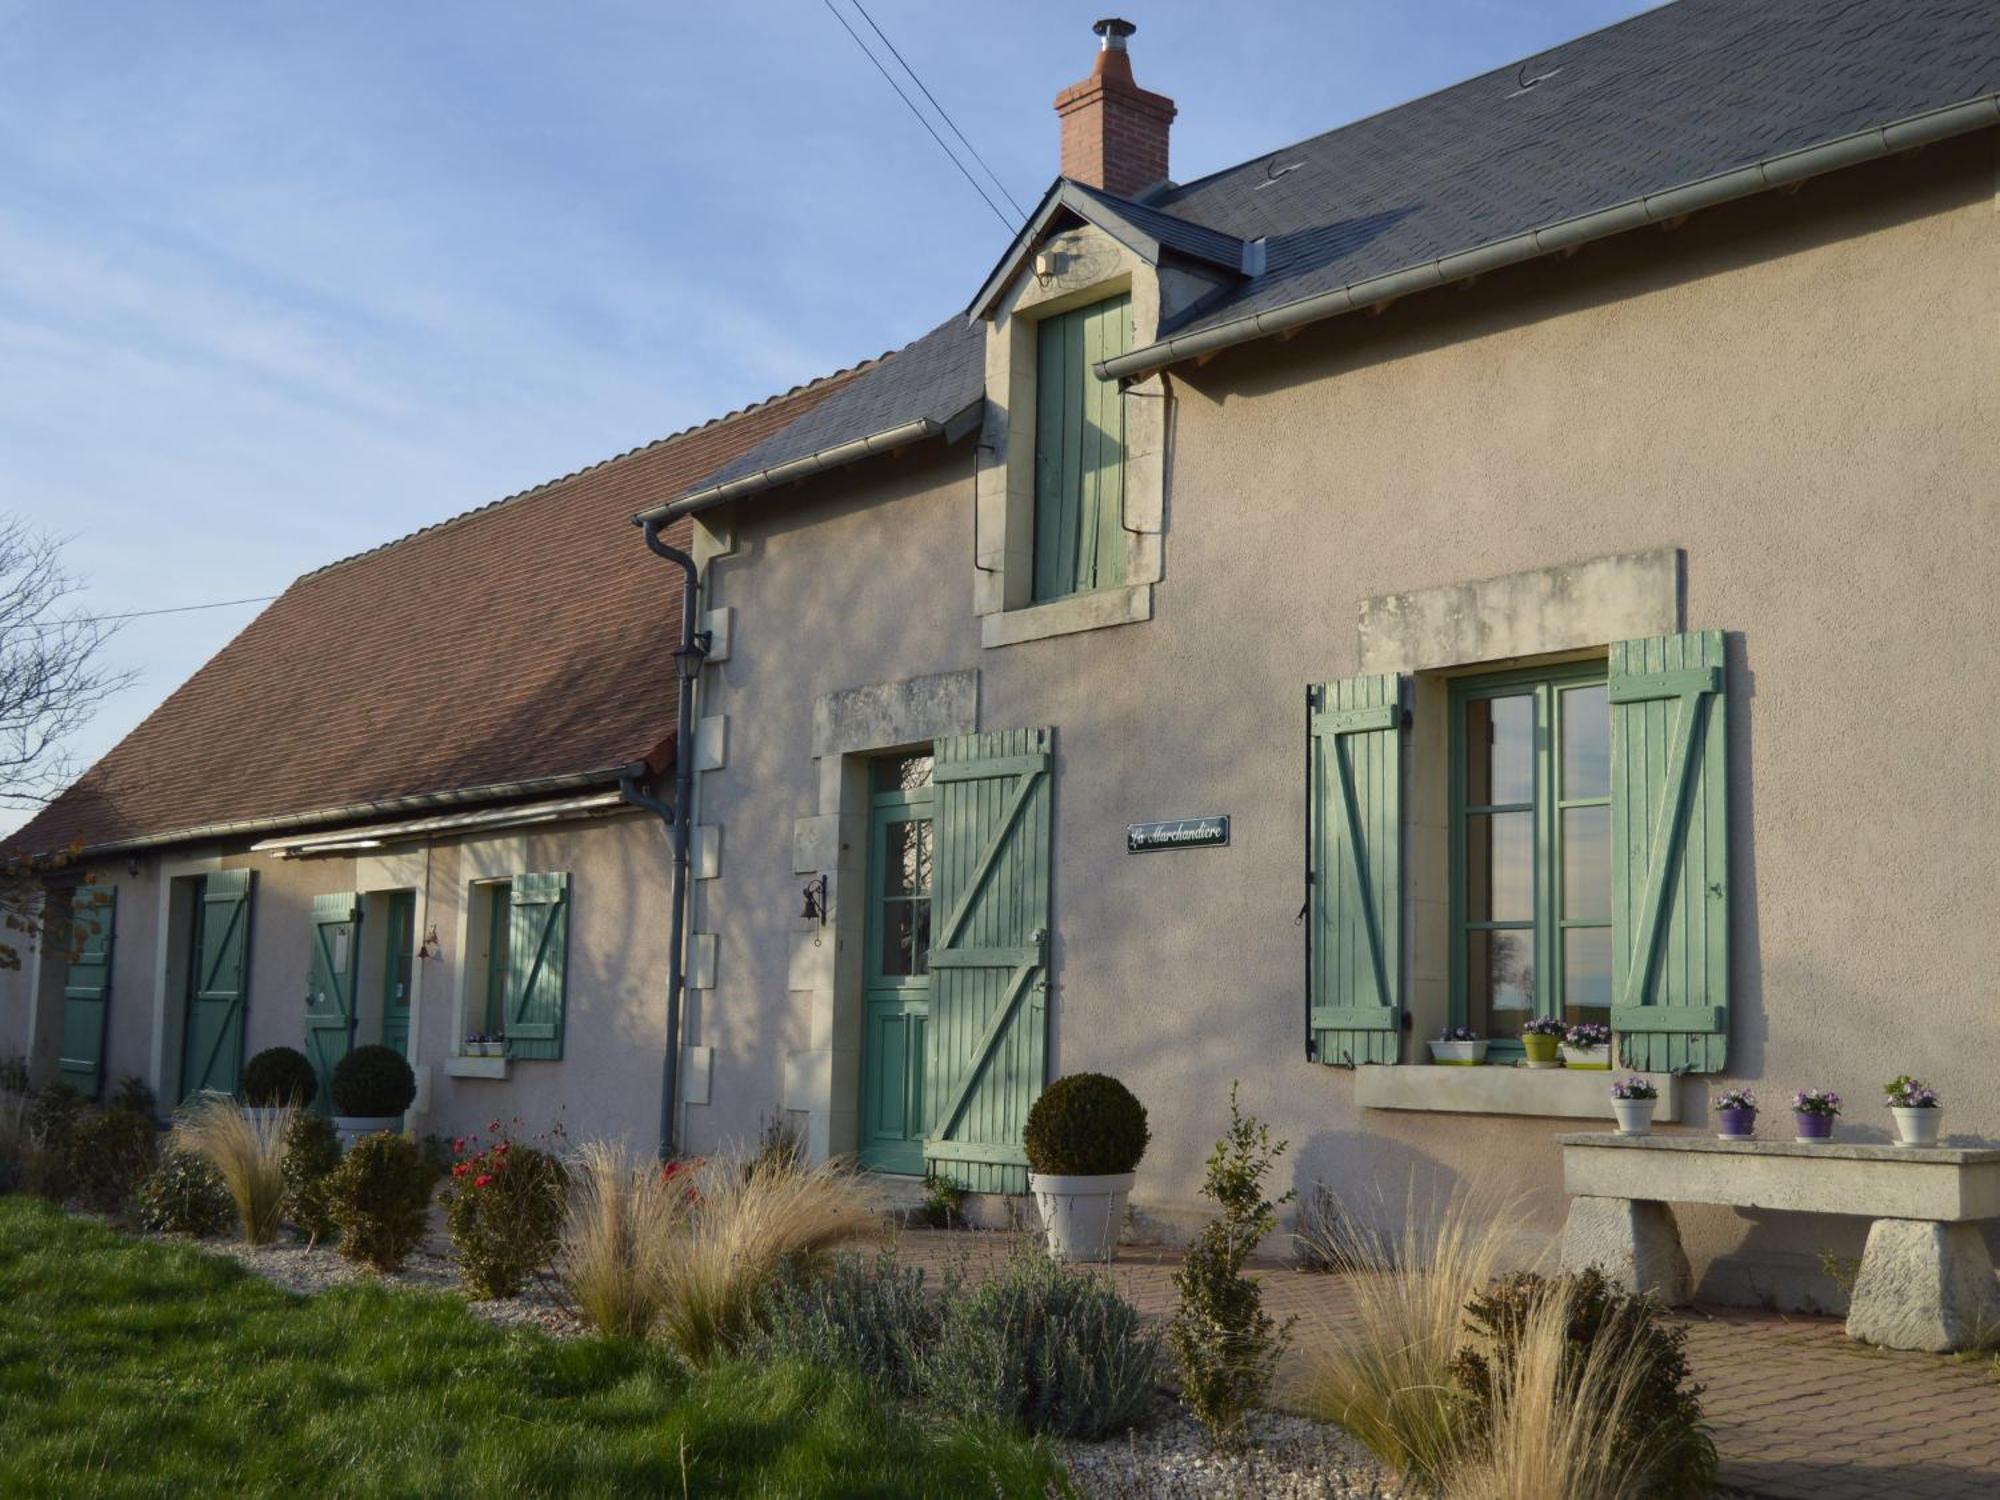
241,1046,320,1108
330,1044,416,1118
1023,1073,1150,1177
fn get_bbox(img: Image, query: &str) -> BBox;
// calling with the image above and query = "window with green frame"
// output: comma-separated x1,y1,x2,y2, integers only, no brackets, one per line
1031,293,1129,602
475,880,512,1038
1450,661,1612,1051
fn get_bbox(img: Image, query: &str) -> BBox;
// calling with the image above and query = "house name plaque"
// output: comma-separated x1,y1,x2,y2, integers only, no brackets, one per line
1126,816,1229,853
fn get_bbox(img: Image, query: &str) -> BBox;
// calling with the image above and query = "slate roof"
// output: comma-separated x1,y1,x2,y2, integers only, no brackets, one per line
6,368,864,855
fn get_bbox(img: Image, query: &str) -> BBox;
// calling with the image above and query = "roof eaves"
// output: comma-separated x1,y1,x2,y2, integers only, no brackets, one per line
1100,93,2000,382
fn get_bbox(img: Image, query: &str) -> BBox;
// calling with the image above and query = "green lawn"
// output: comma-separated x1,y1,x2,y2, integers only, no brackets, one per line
0,1199,1071,1498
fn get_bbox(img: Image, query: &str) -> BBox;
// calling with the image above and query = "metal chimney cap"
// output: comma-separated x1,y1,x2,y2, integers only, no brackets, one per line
1093,17,1137,49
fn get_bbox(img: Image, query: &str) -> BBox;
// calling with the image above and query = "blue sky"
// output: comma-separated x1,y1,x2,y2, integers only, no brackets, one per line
0,0,1653,826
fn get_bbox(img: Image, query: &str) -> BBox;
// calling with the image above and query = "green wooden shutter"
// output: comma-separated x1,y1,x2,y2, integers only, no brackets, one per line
924,727,1053,1194
1610,631,1729,1072
183,870,253,1100
1033,295,1129,602
1309,675,1404,1065
304,892,361,1109
58,887,116,1099
505,872,570,1061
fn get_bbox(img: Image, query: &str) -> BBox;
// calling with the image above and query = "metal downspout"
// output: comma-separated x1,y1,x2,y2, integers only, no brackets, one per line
625,517,706,1160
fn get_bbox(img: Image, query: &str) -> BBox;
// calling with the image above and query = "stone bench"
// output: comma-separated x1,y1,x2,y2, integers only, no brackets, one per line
1557,1133,2000,1352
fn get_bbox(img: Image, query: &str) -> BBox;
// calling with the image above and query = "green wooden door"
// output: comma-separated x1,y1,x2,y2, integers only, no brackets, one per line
180,871,253,1102
379,891,416,1059
923,728,1053,1195
859,759,935,1175
58,887,116,1099
304,891,361,1108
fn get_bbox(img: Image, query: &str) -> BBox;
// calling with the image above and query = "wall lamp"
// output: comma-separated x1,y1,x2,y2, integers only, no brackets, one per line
672,628,714,683
800,874,829,944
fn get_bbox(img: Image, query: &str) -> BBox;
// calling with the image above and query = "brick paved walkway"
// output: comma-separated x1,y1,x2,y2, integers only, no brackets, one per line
885,1229,2000,1500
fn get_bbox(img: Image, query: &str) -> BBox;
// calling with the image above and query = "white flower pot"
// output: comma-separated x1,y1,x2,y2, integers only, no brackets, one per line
1427,1040,1489,1066
1562,1044,1611,1071
1029,1171,1135,1263
333,1114,402,1147
1611,1098,1656,1136
1892,1107,1942,1148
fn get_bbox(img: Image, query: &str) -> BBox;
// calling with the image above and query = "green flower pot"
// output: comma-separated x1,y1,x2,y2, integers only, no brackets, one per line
1522,1034,1561,1065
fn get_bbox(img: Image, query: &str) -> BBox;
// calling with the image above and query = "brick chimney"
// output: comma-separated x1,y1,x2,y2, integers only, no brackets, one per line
1054,18,1175,199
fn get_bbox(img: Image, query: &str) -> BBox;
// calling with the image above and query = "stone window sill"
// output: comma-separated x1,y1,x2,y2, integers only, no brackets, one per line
981,585,1151,649
1355,1063,1680,1121
444,1056,510,1081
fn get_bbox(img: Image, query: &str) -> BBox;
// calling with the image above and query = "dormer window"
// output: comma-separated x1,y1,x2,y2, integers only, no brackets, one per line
1032,293,1131,602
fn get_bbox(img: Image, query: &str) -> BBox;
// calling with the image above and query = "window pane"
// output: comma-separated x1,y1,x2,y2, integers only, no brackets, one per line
1465,812,1534,922
1563,928,1612,1027
1465,694,1534,806
881,820,930,898
873,755,933,793
1561,684,1610,798
1562,805,1611,920
879,900,932,977
1467,930,1536,1034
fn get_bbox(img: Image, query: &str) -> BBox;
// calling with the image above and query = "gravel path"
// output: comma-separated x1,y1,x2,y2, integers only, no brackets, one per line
1063,1410,1401,1499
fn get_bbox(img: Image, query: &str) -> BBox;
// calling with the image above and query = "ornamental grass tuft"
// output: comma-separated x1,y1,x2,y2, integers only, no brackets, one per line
561,1140,689,1339
174,1097,292,1245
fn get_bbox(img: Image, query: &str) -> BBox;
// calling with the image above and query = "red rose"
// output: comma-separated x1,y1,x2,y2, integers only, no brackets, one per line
452,1163,469,1178
473,1174,493,1189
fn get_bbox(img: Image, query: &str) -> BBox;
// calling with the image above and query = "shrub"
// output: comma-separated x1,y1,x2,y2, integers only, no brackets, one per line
443,1127,569,1298
175,1097,293,1244
653,1153,879,1365
910,1169,968,1230
562,1141,686,1338
281,1111,343,1247
920,1239,1162,1440
1293,1182,1388,1275
1450,1269,1716,1499
1023,1073,1149,1177
753,1249,946,1397
1168,1085,1296,1449
326,1131,433,1271
23,1082,86,1202
746,1113,805,1181
241,1047,319,1109
66,1105,160,1216
133,1147,234,1236
329,1045,416,1118
107,1075,157,1118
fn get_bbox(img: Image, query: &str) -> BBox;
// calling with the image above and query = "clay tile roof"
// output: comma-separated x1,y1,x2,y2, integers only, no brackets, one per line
7,365,867,856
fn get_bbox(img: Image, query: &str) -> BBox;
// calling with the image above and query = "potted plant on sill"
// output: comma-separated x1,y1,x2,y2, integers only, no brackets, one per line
329,1043,417,1146
1610,1075,1659,1136
463,1033,488,1058
1023,1072,1150,1263
1712,1086,1758,1141
1428,1026,1488,1066
1791,1087,1841,1143
240,1046,318,1125
1520,1016,1566,1068
1883,1075,1942,1147
1562,1022,1612,1071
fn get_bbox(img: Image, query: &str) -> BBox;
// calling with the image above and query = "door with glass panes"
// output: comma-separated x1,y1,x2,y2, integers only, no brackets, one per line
858,754,934,1173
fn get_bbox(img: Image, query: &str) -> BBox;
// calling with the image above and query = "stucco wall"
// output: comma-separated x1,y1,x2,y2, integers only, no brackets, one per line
690,132,2000,1304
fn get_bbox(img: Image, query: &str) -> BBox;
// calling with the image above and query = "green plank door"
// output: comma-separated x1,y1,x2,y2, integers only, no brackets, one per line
1308,675,1405,1065
57,887,116,1099
304,892,361,1109
1610,630,1730,1073
1032,294,1129,602
379,890,416,1060
923,727,1053,1196
180,871,254,1102
859,786,935,1174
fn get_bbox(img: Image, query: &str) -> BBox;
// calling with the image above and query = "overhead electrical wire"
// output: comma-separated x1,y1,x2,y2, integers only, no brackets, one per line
13,593,279,629
817,0,1022,234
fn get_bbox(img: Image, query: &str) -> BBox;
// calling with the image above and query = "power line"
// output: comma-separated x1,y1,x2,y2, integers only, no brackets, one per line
846,0,1028,222
16,594,278,629
818,0,1021,235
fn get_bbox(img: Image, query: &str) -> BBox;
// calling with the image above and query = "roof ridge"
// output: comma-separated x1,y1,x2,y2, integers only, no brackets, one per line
292,350,893,586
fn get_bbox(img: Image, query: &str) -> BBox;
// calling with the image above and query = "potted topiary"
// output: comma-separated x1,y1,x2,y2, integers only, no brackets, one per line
1562,1022,1612,1070
1609,1075,1658,1135
1712,1086,1758,1141
1520,1017,1566,1068
1883,1076,1941,1147
329,1044,417,1145
241,1046,319,1125
1023,1072,1150,1263
1791,1087,1840,1143
1428,1026,1488,1066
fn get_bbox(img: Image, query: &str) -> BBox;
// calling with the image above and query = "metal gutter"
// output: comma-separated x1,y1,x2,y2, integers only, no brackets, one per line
1098,94,2000,382
249,791,630,855
60,769,631,859
639,416,946,524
